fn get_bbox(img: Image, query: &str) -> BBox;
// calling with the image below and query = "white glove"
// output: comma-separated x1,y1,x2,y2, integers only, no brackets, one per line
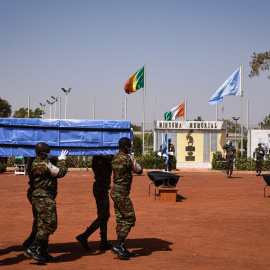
254,158,257,161
58,150,68,160
227,140,230,145
168,152,174,155
260,151,263,154
157,151,162,157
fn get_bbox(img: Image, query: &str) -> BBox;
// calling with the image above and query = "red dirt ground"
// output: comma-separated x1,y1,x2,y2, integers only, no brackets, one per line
1,168,270,270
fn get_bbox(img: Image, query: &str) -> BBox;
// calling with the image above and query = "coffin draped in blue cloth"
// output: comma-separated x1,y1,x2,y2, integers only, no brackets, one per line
0,118,132,157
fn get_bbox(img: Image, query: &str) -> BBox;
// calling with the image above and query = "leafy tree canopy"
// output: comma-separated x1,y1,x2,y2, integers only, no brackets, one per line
0,98,12,117
249,51,270,79
258,114,270,128
194,116,203,121
13,107,43,118
131,124,141,131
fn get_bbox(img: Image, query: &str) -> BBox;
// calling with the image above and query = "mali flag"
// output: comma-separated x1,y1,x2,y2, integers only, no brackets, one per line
124,66,144,94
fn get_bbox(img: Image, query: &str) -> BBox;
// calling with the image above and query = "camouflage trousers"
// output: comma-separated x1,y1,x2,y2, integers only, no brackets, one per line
226,157,234,171
27,188,38,234
256,159,263,171
32,195,57,241
110,185,136,238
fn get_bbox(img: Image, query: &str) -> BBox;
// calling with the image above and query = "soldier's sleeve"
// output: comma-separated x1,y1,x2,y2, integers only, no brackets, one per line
47,160,67,178
128,155,142,174
222,144,227,150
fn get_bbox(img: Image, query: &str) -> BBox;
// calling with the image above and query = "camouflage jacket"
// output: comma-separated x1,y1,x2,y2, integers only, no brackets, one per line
253,147,265,160
92,156,112,190
31,156,67,198
223,144,236,159
168,143,175,154
111,152,141,190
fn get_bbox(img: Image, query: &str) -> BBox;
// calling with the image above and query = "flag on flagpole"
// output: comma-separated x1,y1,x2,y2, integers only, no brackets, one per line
208,67,241,105
164,102,185,121
161,132,169,165
124,66,144,94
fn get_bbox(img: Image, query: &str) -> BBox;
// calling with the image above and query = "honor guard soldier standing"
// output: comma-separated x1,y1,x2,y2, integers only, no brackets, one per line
24,142,68,263
110,137,143,260
76,155,113,251
223,140,236,178
167,139,175,172
253,143,265,176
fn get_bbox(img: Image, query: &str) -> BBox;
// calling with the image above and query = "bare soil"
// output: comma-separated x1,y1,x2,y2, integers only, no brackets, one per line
1,168,270,269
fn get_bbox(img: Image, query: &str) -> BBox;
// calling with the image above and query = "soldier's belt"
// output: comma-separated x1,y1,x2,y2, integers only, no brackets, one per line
112,184,130,191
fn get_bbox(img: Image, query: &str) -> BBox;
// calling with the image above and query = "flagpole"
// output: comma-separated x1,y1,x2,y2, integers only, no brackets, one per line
142,62,146,154
240,63,244,155
216,104,218,121
184,99,187,121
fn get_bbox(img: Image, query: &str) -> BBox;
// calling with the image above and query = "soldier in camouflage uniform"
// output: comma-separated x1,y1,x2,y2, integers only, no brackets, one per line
253,143,265,176
76,155,113,251
24,143,68,263
167,139,175,172
222,140,236,178
110,137,143,260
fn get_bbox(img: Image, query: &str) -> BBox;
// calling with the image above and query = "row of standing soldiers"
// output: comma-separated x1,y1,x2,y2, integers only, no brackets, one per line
223,141,265,178
23,137,142,264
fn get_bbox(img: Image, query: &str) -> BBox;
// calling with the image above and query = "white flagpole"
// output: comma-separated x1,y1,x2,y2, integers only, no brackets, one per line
240,63,244,155
142,62,146,154
216,104,218,121
184,99,187,121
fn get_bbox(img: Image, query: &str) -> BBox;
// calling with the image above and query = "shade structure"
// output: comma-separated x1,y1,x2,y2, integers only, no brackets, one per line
147,171,179,187
262,174,270,197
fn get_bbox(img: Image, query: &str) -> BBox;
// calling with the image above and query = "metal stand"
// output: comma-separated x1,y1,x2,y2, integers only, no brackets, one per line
14,164,26,175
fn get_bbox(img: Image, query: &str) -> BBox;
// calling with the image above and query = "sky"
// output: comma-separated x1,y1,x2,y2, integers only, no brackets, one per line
1,0,269,129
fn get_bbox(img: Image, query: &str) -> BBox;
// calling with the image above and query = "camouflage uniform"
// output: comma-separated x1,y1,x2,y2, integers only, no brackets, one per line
110,152,141,237
168,143,175,172
253,146,265,173
222,143,236,177
31,156,67,241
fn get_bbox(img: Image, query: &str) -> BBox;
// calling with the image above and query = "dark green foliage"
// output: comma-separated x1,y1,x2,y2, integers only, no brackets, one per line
0,98,12,117
212,151,226,170
136,154,176,170
133,136,143,156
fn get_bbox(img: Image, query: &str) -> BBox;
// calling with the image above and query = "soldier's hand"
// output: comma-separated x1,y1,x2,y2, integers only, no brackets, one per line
254,158,257,162
58,150,69,160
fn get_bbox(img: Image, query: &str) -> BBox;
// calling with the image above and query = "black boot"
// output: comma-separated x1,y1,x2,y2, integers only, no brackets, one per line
41,240,59,263
22,230,37,248
111,235,130,260
76,223,99,250
122,242,135,257
76,233,91,251
99,231,113,250
25,238,46,263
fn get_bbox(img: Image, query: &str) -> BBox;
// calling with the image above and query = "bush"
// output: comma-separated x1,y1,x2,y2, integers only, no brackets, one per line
136,154,176,170
212,151,226,170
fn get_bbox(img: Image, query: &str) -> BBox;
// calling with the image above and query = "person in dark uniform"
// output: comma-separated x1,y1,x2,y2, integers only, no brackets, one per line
24,143,68,263
76,155,113,251
222,140,236,178
167,139,175,172
253,143,265,176
110,137,143,260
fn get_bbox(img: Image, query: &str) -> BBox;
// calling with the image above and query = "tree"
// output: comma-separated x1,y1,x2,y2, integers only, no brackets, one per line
131,124,141,131
258,114,270,128
13,107,43,118
249,51,270,79
194,116,203,121
133,136,142,156
0,98,12,117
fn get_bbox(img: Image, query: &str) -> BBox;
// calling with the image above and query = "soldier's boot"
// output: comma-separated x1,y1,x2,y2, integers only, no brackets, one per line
99,224,113,250
76,223,98,251
25,238,46,263
259,171,261,176
41,240,59,263
122,242,135,257
256,171,259,176
111,235,130,260
230,170,233,178
22,229,37,248
227,170,230,178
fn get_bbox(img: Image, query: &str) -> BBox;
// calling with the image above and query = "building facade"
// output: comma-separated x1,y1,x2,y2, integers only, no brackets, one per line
154,120,227,168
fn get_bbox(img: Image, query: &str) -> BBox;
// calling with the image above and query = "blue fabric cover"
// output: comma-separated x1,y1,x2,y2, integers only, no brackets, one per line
0,118,132,157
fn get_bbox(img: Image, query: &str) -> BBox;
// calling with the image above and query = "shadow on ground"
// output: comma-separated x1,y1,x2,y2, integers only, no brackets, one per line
0,238,173,266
